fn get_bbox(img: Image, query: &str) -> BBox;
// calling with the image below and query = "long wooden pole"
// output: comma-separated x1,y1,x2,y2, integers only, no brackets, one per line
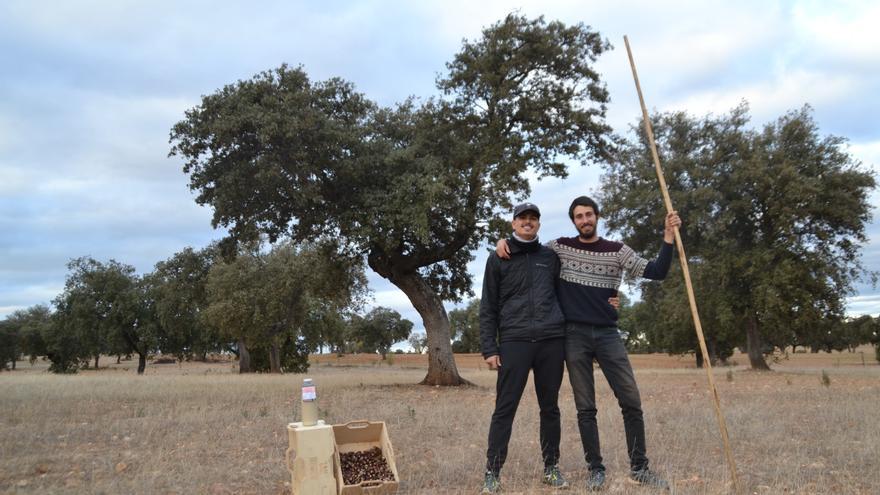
623,35,742,494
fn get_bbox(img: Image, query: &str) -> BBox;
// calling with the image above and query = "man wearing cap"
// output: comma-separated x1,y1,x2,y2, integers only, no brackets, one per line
479,202,569,493
497,196,680,491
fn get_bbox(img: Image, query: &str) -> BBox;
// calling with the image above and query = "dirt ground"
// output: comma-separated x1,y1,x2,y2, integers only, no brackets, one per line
1,348,878,494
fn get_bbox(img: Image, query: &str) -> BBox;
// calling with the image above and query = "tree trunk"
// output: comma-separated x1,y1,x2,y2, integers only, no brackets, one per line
269,344,282,373
746,316,771,371
137,352,146,375
238,340,252,373
695,351,703,368
390,271,470,385
116,355,122,364
94,355,100,369
707,339,718,366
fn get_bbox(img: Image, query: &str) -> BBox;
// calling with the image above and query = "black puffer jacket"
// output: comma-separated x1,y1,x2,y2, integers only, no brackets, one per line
479,237,566,358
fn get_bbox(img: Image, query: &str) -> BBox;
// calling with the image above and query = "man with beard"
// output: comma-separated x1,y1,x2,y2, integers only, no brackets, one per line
497,196,681,491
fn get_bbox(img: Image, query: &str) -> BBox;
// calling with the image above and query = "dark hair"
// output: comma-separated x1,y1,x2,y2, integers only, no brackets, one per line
568,196,600,220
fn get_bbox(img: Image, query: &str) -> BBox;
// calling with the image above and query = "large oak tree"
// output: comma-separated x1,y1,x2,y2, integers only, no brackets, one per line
170,15,614,384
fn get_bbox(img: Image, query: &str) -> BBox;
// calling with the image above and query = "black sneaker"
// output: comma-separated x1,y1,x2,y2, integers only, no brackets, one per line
585,469,606,491
542,464,569,489
630,468,669,490
481,471,501,494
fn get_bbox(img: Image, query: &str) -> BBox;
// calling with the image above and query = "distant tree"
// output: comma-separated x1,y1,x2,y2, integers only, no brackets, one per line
449,299,481,353
600,104,875,370
0,306,50,369
48,257,157,374
340,314,368,354
408,332,428,354
353,307,413,360
149,246,220,361
170,15,614,385
803,315,878,354
300,304,354,355
204,240,366,373
615,293,658,355
13,305,52,365
0,320,16,370
843,315,878,351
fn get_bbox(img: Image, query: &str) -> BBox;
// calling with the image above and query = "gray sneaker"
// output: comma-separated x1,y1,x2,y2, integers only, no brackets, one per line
585,469,606,491
630,468,669,490
542,464,569,489
481,471,501,494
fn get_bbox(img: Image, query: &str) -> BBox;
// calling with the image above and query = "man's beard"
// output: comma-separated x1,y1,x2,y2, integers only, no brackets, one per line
577,223,597,241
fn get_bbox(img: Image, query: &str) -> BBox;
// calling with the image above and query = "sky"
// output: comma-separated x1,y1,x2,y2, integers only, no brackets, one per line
2,1,879,336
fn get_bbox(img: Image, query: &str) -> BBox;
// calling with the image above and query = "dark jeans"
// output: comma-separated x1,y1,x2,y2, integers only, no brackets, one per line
565,323,648,473
486,338,565,475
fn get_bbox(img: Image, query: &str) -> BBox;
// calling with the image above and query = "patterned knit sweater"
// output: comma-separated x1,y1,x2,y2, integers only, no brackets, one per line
547,237,674,327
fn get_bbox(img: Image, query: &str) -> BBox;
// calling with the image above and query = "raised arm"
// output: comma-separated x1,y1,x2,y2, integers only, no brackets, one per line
624,211,682,280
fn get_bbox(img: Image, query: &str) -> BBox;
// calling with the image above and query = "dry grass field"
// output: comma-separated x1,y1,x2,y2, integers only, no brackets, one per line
1,349,878,494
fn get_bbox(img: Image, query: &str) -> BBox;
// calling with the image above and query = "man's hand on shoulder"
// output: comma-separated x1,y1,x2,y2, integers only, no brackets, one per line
495,239,511,260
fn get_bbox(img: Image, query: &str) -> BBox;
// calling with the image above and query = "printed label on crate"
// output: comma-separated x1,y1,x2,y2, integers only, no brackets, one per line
302,386,317,400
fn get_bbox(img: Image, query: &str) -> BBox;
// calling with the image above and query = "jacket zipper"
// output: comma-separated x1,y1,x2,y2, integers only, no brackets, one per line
527,251,536,342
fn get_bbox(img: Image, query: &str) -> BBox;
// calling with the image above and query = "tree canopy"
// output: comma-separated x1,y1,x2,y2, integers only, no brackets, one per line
48,257,156,373
600,104,876,369
169,15,614,384
148,246,220,361
204,240,367,373
350,307,414,359
449,298,481,353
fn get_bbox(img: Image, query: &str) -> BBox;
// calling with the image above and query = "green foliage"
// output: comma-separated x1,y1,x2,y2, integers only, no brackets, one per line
449,299,480,353
204,240,366,372
302,308,352,355
149,246,221,360
47,257,158,374
16,305,51,364
839,315,878,352
0,320,16,370
0,305,52,370
821,369,831,387
408,332,428,354
351,307,413,359
169,15,614,384
600,104,876,369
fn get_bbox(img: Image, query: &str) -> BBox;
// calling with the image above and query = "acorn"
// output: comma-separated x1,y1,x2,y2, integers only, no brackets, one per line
340,447,394,485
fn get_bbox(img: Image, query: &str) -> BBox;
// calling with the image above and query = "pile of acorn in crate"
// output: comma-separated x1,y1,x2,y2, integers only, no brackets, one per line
340,447,396,485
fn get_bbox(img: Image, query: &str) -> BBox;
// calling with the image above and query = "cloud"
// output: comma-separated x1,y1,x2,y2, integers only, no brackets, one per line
2,0,879,322
846,294,880,317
